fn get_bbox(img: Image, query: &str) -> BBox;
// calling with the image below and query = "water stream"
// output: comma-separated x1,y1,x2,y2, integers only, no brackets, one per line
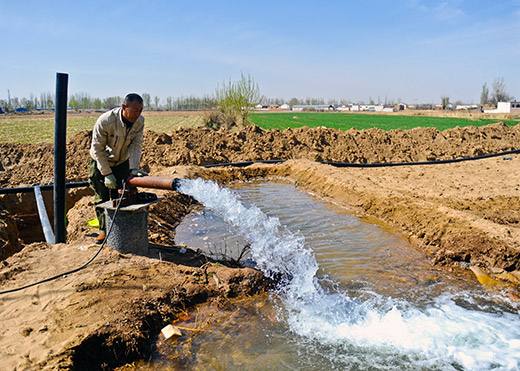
167,180,519,370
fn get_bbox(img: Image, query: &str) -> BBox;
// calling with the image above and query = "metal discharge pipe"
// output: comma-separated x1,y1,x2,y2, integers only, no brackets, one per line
54,72,68,243
126,176,180,191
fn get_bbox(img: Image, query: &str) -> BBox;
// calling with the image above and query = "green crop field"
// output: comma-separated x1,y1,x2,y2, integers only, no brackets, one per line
1,111,518,144
249,112,519,131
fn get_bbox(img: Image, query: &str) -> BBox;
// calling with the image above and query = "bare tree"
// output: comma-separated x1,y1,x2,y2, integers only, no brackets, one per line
142,93,151,110
154,96,160,110
441,96,450,110
480,83,489,105
491,77,511,104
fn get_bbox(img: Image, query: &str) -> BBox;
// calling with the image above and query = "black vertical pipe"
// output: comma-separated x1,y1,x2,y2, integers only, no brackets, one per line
54,72,68,243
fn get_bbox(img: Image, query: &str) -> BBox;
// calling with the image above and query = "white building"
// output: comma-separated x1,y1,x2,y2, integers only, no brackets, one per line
484,101,520,114
456,104,478,110
279,103,290,110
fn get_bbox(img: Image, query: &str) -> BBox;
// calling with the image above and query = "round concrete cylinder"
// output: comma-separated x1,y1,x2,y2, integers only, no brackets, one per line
104,204,149,256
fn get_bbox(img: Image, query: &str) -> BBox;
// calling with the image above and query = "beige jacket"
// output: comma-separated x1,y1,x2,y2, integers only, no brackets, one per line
89,107,145,176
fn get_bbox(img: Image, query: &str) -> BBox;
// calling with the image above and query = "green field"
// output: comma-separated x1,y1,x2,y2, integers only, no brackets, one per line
249,112,519,131
1,111,518,144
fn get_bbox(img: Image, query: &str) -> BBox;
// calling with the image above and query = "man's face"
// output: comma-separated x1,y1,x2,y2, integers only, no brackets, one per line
122,101,143,123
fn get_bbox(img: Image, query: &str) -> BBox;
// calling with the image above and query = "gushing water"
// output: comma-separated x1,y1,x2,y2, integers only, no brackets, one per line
178,178,520,370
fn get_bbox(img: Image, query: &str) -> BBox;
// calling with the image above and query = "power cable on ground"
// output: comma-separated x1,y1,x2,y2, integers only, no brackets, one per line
0,182,127,296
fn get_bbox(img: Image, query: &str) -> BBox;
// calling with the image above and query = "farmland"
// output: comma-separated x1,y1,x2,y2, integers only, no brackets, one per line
249,112,519,131
0,110,519,144
0,111,204,144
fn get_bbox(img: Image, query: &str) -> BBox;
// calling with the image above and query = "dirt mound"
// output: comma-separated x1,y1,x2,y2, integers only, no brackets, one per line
2,123,520,187
0,243,266,369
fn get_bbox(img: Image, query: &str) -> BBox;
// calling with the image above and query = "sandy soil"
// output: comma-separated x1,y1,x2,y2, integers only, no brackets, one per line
1,123,519,368
0,191,265,370
2,123,520,187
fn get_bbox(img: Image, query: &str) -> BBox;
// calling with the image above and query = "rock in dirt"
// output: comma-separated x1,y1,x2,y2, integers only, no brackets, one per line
161,324,182,340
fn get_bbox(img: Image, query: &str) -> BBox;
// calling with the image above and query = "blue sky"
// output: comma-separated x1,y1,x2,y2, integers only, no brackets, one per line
1,0,519,103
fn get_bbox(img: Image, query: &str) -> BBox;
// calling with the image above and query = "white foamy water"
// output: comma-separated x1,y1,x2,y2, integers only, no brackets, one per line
178,178,520,370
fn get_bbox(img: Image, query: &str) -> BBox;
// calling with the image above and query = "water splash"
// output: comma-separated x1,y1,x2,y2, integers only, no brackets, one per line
178,178,520,370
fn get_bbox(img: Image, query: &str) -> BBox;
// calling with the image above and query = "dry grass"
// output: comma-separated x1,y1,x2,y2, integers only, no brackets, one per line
0,111,205,144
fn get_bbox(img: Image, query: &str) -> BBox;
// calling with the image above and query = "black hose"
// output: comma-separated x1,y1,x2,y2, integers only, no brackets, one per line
201,148,519,168
0,183,126,296
320,148,520,168
0,181,89,195
0,149,518,195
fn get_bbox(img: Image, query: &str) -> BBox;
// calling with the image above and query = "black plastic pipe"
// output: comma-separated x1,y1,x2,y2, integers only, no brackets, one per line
54,72,68,243
0,181,89,195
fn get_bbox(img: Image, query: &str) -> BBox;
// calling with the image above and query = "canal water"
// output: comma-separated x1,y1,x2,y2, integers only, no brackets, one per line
158,180,519,370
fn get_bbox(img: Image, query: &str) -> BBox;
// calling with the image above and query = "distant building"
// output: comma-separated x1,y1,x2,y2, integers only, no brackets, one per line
456,104,478,110
484,101,520,114
255,104,269,111
279,103,290,110
292,104,335,112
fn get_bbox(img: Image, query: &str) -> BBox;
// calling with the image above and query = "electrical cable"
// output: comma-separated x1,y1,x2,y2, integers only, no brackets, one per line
0,182,127,296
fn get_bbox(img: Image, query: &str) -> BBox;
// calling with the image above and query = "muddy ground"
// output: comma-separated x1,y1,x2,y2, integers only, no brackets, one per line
1,123,520,368
0,191,266,370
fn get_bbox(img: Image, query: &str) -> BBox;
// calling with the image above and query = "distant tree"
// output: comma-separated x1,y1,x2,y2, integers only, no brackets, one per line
69,95,79,110
165,97,172,110
491,77,511,104
103,96,122,109
369,97,375,105
154,96,160,110
142,93,151,110
288,98,299,107
441,96,450,110
93,98,103,110
207,73,260,129
480,83,489,106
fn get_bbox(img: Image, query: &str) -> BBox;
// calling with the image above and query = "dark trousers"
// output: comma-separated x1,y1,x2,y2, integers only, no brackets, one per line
88,159,129,231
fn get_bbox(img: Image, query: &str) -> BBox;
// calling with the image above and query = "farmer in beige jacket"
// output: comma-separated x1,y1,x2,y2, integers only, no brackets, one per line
89,93,147,243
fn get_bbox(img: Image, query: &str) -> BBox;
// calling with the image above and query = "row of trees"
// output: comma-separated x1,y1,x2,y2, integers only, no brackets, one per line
2,77,513,113
480,78,512,106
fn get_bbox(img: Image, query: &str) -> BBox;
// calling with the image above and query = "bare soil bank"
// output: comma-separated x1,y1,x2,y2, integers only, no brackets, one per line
1,123,520,187
0,191,266,370
1,124,519,368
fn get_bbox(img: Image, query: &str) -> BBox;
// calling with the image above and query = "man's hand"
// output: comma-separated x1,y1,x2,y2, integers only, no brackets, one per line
130,169,148,177
104,174,117,189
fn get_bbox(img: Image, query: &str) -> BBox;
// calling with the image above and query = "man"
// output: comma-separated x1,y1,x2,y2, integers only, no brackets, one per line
89,93,147,243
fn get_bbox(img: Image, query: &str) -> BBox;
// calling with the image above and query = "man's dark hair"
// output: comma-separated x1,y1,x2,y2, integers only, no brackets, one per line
123,93,143,105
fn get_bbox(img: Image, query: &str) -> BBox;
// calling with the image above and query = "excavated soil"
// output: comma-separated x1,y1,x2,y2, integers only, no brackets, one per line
1,123,520,187
1,123,520,368
0,191,266,370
